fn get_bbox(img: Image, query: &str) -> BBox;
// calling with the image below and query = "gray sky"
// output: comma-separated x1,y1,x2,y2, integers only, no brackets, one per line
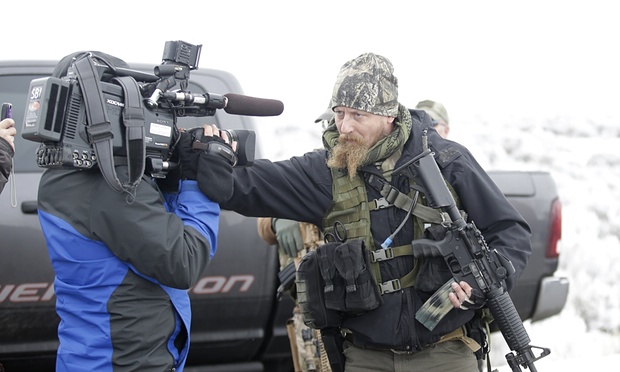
6,0,619,140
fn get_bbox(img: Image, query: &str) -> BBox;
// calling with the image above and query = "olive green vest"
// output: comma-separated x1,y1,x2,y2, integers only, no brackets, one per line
322,154,462,295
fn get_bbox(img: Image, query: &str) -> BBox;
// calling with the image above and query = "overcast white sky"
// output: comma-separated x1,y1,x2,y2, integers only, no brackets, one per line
5,0,620,148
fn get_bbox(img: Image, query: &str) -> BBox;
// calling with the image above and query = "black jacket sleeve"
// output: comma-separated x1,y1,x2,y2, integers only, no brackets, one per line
220,150,333,228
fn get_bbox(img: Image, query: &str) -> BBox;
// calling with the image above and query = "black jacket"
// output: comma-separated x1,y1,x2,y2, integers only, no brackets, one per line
221,110,531,351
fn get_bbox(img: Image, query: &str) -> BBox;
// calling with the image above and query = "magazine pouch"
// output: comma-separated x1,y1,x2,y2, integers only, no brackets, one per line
296,244,342,329
331,239,382,314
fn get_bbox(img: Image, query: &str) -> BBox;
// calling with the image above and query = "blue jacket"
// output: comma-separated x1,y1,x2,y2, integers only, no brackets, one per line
38,167,218,372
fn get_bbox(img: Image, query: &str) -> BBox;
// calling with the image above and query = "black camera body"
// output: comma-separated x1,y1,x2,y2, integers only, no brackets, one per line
21,40,255,183
22,75,176,170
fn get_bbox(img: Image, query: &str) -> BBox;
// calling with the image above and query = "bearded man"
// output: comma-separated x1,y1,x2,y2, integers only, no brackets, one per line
214,52,531,372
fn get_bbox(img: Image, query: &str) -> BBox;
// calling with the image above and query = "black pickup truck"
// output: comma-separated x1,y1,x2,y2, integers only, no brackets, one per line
0,59,568,372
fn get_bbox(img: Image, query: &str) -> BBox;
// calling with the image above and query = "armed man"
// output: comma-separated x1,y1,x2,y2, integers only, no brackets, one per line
258,100,452,371
204,52,532,372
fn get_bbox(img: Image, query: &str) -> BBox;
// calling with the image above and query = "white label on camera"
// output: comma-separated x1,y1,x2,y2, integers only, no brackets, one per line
150,123,172,137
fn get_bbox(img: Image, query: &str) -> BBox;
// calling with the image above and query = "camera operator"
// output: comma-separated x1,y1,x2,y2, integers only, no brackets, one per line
0,117,15,195
36,52,235,372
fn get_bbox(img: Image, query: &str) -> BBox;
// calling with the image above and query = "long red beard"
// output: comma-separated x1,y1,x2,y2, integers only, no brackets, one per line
327,135,369,179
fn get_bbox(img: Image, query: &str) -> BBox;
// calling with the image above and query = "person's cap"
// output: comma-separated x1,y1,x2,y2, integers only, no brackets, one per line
331,53,399,117
315,107,334,123
415,100,449,125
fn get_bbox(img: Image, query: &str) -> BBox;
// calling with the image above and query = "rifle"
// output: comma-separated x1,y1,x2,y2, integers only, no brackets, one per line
395,149,550,372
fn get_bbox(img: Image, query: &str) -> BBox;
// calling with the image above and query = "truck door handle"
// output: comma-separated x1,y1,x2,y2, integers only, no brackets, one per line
21,201,38,214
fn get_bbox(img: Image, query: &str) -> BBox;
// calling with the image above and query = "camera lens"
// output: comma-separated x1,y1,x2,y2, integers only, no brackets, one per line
220,129,237,143
219,129,255,167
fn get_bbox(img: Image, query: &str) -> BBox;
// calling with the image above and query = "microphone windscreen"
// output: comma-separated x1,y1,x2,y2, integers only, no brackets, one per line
224,93,284,116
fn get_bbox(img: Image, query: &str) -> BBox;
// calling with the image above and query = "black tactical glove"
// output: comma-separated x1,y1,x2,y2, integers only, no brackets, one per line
196,147,234,203
178,131,201,181
179,127,236,203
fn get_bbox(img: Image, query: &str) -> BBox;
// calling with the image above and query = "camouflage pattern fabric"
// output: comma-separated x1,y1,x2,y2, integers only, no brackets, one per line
292,307,328,372
290,223,331,371
331,52,399,117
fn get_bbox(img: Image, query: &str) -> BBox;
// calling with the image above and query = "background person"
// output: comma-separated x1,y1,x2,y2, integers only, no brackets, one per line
415,99,450,138
214,52,531,372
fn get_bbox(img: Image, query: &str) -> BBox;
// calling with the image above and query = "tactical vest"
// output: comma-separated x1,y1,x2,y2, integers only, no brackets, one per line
322,151,462,295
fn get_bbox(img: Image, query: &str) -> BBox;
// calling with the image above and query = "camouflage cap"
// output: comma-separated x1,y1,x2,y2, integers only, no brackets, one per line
331,53,399,117
415,100,449,125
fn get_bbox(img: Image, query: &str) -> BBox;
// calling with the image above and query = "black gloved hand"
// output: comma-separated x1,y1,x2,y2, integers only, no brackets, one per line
178,127,236,203
197,149,234,203
178,131,200,181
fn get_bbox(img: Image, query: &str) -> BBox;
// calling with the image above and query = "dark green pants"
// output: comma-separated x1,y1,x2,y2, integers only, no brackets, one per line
342,340,478,372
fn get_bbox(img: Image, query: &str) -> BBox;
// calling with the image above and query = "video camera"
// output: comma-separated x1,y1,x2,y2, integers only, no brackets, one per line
21,40,282,193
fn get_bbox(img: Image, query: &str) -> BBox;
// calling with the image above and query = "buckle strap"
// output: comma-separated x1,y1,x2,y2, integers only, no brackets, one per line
370,245,412,262
379,279,401,294
378,264,418,295
371,248,394,262
370,197,391,210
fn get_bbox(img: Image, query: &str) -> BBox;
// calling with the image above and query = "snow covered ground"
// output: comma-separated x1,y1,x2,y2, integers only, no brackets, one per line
466,115,620,371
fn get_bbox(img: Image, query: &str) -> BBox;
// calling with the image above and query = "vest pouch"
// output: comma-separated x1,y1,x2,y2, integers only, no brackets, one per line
333,239,382,314
296,247,342,329
317,242,347,312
